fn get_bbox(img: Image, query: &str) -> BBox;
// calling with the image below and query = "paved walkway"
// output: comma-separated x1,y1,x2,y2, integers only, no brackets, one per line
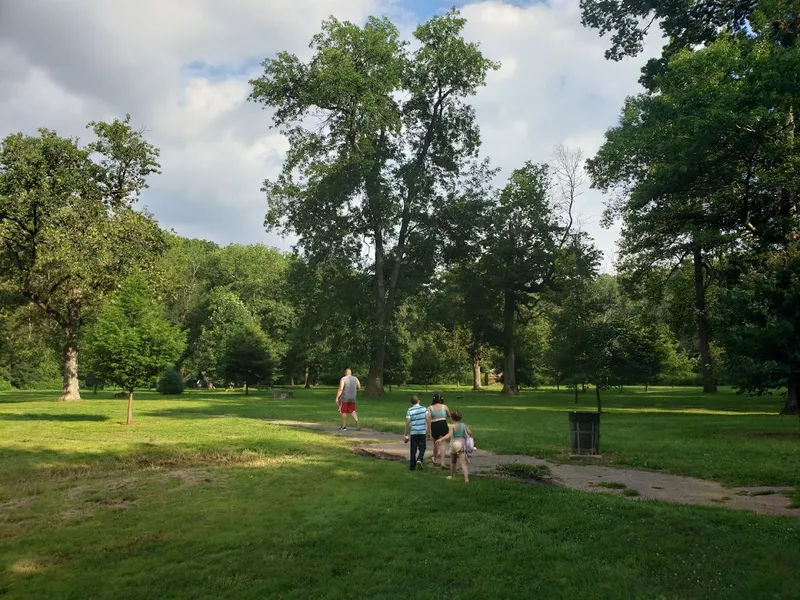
267,420,800,517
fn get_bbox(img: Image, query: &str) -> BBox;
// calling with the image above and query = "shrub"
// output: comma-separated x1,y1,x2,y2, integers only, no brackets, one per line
157,368,185,395
0,378,14,392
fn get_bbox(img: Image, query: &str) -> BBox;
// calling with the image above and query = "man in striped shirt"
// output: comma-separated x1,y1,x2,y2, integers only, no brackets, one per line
404,395,430,470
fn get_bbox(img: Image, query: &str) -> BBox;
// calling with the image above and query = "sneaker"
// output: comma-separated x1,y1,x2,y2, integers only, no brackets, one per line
446,475,453,480
416,460,423,470
340,426,347,431
356,421,361,431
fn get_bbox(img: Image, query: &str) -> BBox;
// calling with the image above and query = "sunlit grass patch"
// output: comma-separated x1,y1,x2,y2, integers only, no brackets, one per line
0,388,799,598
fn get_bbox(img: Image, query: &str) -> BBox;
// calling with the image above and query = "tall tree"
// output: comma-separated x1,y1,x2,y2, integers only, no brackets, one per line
192,289,260,381
715,242,800,417
0,117,162,401
477,162,598,395
221,324,274,395
213,244,295,363
83,275,185,424
588,35,800,394
249,10,499,397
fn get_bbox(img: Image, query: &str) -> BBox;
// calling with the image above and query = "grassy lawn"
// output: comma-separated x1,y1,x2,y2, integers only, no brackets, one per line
58,384,798,487
1,387,799,599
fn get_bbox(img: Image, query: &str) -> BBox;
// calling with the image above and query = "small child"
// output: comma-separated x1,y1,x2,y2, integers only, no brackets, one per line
435,411,472,483
404,396,430,470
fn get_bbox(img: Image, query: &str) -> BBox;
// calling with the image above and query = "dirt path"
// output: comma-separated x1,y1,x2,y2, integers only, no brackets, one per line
267,420,800,517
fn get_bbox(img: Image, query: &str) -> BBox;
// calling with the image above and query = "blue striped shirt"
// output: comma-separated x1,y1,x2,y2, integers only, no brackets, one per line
406,404,428,435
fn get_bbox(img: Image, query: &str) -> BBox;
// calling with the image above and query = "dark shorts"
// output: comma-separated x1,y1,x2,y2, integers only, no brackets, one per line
339,401,356,414
431,419,449,440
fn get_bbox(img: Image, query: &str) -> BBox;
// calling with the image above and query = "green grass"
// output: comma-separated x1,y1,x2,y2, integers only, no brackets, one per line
596,482,627,490
36,384,794,487
1,387,799,599
496,463,552,481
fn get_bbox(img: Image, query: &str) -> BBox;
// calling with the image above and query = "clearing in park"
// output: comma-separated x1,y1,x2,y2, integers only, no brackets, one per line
1,385,798,599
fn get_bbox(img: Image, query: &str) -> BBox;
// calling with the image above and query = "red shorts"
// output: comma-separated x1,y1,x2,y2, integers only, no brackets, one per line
339,401,356,414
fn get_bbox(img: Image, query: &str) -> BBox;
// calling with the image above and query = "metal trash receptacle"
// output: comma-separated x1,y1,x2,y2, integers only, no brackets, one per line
569,411,600,455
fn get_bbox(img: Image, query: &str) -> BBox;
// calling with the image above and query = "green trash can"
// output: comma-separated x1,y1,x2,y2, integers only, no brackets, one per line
569,411,600,455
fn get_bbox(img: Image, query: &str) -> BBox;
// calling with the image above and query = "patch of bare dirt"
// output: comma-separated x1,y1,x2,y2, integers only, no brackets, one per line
272,419,800,518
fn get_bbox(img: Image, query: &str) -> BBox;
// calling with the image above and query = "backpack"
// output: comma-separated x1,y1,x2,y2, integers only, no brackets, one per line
464,424,475,455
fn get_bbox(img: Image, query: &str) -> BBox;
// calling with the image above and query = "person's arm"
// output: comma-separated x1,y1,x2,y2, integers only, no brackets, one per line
356,378,361,390
444,404,452,419
426,410,432,439
436,425,454,444
404,416,411,441
335,378,344,404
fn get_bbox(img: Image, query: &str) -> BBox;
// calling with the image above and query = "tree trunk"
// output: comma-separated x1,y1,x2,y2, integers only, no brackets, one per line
693,242,717,394
58,340,81,401
365,342,386,398
126,391,134,425
595,384,602,413
574,384,578,404
290,376,294,387
781,375,798,416
471,356,482,391
245,383,249,395
304,365,310,389
645,383,649,392
501,291,519,396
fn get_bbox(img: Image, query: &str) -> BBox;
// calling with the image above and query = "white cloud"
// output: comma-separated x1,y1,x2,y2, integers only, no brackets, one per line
460,0,663,268
0,0,663,264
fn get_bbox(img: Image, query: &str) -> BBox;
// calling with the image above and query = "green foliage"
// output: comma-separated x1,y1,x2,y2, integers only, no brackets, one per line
0,116,164,399
715,244,800,404
157,368,185,395
514,316,551,389
192,289,259,379
410,334,444,389
249,9,499,394
657,342,700,387
221,324,274,393
0,296,64,389
383,315,413,388
0,378,12,391
213,244,295,362
451,159,600,394
83,275,186,395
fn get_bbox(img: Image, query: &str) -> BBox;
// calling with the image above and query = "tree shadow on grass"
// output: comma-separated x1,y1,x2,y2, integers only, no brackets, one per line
142,402,276,421
0,413,110,422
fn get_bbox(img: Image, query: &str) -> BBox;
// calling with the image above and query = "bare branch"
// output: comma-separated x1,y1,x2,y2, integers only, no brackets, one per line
552,144,585,248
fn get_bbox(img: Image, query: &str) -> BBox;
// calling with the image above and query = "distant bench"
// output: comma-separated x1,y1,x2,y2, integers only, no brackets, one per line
273,390,294,399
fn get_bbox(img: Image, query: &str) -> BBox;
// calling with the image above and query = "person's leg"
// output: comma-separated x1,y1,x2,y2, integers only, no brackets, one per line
352,410,359,429
411,435,424,469
409,436,417,470
340,410,346,429
459,452,469,483
431,437,439,464
449,452,457,479
418,435,426,464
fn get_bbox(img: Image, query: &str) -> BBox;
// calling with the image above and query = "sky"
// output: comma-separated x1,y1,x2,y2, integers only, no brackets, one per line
0,0,664,271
